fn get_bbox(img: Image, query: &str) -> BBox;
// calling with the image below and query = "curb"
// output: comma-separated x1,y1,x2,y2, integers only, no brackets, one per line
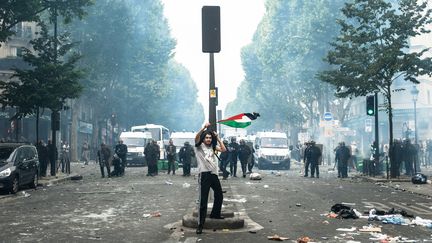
38,173,80,187
355,175,411,183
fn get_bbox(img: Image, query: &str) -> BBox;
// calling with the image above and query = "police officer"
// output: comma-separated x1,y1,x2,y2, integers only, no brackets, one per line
47,139,58,176
227,137,239,177
335,142,351,178
238,139,252,178
246,141,255,173
36,140,48,177
179,141,194,176
304,141,322,178
144,140,160,176
166,139,177,175
115,140,128,176
219,140,230,179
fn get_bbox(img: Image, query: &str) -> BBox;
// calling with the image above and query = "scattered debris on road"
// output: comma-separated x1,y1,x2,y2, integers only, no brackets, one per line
267,234,289,241
250,173,262,180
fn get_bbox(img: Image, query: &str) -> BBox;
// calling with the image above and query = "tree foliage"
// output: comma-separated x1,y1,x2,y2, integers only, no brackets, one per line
67,0,204,131
226,0,346,133
0,22,84,118
0,0,93,44
318,0,432,145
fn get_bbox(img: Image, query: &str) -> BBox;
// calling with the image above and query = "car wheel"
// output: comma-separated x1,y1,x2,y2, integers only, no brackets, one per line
29,172,38,189
10,176,19,194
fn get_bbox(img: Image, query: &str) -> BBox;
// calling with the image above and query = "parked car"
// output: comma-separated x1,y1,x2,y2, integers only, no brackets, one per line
0,143,39,194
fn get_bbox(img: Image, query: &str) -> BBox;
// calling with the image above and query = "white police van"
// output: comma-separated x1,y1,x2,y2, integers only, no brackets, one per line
254,132,290,170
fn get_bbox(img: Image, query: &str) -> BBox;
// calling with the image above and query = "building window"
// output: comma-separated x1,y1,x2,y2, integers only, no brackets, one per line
12,23,23,38
8,47,17,57
16,47,25,57
23,26,32,38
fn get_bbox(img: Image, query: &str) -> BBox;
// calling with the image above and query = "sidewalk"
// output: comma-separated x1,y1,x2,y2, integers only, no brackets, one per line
38,161,95,187
356,166,432,198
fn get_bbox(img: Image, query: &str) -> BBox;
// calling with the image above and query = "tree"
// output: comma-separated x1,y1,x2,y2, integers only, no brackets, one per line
0,0,93,44
227,0,345,139
319,0,432,177
0,22,84,141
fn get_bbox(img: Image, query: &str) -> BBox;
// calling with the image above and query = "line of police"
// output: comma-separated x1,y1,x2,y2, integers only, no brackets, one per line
94,137,255,179
302,141,356,178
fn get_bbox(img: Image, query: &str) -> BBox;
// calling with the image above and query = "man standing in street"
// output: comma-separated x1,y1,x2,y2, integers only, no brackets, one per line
227,137,239,177
238,139,252,178
36,140,48,177
115,140,128,176
166,139,176,175
219,140,230,179
194,122,226,234
335,142,351,178
47,139,57,176
145,140,159,176
179,141,194,176
81,141,90,165
97,143,111,178
304,141,322,178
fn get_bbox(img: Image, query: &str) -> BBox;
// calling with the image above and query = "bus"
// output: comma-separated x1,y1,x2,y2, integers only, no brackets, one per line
131,124,170,159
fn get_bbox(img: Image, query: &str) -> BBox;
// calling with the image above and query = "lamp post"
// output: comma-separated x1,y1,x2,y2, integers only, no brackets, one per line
411,85,419,174
410,85,419,144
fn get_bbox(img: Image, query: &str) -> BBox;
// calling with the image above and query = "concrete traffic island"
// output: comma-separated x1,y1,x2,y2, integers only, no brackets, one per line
182,208,245,229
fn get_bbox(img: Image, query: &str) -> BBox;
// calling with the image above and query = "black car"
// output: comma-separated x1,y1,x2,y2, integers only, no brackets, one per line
0,143,39,194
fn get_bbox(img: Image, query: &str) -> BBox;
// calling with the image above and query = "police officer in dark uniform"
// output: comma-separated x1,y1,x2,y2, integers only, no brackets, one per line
36,140,48,177
179,141,194,176
227,137,239,177
47,139,58,176
166,139,176,175
144,140,160,176
238,139,252,178
115,140,128,176
304,140,322,178
219,140,230,179
335,142,351,178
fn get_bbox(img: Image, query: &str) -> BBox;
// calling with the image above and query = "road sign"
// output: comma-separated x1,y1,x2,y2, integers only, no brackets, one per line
323,112,333,121
365,118,372,132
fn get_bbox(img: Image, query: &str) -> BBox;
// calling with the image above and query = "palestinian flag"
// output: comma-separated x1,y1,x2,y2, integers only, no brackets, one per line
217,112,260,128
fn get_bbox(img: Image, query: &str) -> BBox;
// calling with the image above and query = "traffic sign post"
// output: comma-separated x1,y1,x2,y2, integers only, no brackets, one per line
323,112,333,121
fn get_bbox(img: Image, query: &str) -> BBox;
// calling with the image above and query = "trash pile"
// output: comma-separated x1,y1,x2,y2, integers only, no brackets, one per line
321,203,432,241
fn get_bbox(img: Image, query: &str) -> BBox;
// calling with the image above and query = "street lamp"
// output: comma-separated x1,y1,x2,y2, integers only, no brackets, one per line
410,85,419,144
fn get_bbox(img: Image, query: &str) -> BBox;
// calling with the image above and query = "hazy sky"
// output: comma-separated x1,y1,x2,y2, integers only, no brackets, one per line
161,0,265,119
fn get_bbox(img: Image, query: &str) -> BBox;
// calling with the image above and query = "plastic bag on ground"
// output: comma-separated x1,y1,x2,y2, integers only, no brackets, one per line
250,172,262,180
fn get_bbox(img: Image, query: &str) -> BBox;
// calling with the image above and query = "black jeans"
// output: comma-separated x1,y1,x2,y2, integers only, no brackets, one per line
240,159,248,176
182,162,191,176
167,155,176,174
100,159,111,178
229,159,237,176
198,172,223,227
220,160,229,178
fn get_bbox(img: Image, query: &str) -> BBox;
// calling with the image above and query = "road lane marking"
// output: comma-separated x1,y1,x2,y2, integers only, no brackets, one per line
362,201,432,215
389,202,432,215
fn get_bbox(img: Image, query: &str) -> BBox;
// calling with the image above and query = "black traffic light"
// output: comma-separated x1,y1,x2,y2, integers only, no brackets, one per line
202,6,221,53
366,95,375,116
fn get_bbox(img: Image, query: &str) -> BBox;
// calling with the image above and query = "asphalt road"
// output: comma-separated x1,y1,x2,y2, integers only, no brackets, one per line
0,163,431,242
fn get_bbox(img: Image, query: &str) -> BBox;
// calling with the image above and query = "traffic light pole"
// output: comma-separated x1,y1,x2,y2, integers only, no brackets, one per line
373,92,381,178
209,53,217,132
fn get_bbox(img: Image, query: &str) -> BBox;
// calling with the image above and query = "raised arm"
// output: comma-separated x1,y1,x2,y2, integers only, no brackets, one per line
214,131,226,152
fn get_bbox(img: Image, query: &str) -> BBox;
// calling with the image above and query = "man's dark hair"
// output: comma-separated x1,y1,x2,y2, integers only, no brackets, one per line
196,129,217,150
